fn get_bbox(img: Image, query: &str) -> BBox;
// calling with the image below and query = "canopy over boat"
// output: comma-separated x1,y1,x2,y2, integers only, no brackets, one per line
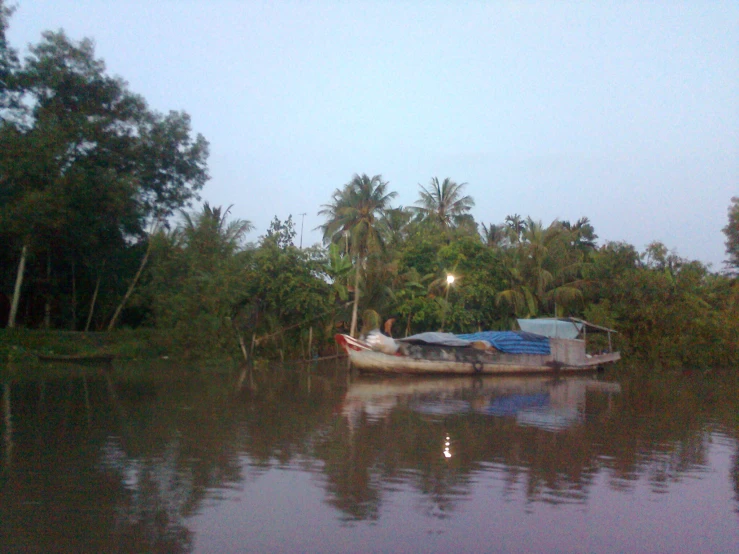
517,317,617,339
517,318,582,339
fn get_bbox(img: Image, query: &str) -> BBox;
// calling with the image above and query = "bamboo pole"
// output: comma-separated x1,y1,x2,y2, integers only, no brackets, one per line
107,237,154,330
85,269,102,332
8,244,28,328
350,263,361,338
108,221,159,331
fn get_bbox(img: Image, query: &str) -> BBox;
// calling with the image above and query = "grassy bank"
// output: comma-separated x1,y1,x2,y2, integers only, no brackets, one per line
0,328,171,365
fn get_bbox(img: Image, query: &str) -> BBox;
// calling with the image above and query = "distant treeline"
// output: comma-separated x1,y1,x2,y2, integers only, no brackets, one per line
1,3,738,368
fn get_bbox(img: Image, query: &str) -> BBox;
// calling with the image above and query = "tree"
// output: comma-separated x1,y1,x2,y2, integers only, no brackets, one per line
264,215,296,250
143,204,253,353
0,0,19,117
181,203,253,257
496,218,584,318
412,177,475,232
562,217,598,252
504,214,526,244
0,27,208,329
318,173,397,337
724,197,739,272
480,222,507,249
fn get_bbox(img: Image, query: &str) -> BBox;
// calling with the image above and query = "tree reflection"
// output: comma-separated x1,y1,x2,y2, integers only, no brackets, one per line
0,362,737,549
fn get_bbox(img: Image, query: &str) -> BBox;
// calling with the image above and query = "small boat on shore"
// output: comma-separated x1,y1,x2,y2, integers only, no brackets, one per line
36,352,115,365
335,318,620,376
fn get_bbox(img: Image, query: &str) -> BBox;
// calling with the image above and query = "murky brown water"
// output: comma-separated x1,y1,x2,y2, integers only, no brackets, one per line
1,362,738,553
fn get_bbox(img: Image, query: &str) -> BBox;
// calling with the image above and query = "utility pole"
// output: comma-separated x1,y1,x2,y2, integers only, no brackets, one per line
299,213,306,248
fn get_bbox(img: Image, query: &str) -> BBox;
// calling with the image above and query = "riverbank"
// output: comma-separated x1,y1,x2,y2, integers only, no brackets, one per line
0,328,170,366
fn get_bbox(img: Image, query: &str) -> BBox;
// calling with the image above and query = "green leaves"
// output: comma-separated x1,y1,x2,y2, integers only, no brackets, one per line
723,197,739,271
0,24,209,329
412,177,474,232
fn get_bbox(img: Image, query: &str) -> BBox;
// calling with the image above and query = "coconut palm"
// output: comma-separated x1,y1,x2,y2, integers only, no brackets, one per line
412,177,475,232
480,222,508,249
318,173,397,336
179,202,253,257
505,214,526,244
497,219,584,317
379,206,412,249
562,217,598,252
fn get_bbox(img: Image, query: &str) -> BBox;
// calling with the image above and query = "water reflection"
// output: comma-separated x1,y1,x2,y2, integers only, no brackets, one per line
341,376,621,432
0,363,737,552
2,381,11,470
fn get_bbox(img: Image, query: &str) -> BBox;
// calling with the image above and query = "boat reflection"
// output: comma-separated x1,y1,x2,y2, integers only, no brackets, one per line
342,376,621,432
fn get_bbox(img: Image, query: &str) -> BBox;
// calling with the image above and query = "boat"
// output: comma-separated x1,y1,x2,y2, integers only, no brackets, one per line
36,352,115,365
335,318,620,375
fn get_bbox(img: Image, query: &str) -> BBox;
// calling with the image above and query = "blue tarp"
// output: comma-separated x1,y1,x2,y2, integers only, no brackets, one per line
398,330,551,355
456,331,551,355
482,393,550,416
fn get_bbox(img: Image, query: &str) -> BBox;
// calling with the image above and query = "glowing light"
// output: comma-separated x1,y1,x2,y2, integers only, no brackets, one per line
443,435,452,458
446,274,455,285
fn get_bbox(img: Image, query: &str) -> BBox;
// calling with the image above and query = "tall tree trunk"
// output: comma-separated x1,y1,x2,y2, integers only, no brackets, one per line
107,237,154,331
350,261,361,338
70,261,77,331
8,244,28,329
85,266,103,332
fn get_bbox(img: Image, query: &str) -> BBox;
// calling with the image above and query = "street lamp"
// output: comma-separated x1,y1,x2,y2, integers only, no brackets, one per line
441,274,455,332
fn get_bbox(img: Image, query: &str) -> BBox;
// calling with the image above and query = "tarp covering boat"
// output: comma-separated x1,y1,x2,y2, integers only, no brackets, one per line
397,332,470,347
398,331,551,355
457,331,551,355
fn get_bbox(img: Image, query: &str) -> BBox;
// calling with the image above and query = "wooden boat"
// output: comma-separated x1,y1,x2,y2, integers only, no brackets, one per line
36,352,115,364
335,318,620,376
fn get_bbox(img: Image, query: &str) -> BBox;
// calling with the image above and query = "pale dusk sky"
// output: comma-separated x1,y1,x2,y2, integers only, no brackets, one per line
7,1,738,267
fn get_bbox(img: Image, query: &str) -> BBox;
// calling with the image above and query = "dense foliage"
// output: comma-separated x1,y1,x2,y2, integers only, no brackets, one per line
1,4,737,368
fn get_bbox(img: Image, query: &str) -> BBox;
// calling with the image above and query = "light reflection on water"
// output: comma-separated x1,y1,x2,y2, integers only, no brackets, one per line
0,362,737,553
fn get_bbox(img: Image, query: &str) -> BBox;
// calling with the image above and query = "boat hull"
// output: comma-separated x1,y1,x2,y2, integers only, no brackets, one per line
336,334,620,376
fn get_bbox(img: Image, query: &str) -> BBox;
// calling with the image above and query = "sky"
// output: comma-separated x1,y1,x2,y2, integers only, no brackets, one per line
6,1,738,267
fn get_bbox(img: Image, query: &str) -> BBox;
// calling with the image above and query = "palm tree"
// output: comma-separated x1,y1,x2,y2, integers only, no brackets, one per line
179,202,253,257
379,206,412,249
480,222,507,249
318,173,397,337
562,217,598,252
505,214,526,244
497,219,584,317
412,177,475,232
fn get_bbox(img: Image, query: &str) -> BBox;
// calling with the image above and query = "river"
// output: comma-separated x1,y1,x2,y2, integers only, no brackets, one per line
1,361,737,553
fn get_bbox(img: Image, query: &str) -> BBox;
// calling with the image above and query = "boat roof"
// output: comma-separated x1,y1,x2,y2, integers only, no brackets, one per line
517,318,617,338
